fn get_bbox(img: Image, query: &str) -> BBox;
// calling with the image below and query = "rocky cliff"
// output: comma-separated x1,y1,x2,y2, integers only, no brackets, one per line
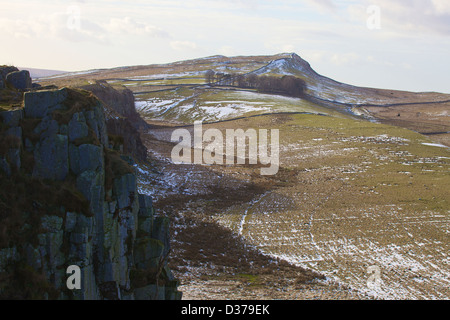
78,81,148,162
80,81,147,129
0,82,181,300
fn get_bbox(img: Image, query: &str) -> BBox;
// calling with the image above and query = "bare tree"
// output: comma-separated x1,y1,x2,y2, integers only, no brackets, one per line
215,72,225,85
247,74,258,88
205,70,215,85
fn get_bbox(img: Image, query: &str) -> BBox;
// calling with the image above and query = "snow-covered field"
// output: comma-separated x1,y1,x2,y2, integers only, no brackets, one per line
422,142,449,148
134,89,342,123
217,130,449,300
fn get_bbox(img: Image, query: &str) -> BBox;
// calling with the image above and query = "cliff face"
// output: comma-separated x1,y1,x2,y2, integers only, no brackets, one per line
0,87,181,300
79,81,148,162
80,81,143,126
106,118,148,162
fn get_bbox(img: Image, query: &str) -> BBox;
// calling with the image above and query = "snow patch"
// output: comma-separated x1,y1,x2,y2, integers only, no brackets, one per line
422,142,449,148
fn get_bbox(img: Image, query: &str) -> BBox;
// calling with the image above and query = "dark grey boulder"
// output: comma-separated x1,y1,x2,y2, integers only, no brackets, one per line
24,88,68,118
0,66,19,80
6,70,32,90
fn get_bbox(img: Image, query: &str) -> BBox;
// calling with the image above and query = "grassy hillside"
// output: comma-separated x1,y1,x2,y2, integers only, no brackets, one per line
138,112,449,299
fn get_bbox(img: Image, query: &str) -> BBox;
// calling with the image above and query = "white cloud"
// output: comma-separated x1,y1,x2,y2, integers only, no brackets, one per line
0,13,108,43
102,17,169,38
401,62,412,70
219,0,259,10
330,52,360,66
432,0,450,14
170,40,198,51
0,13,170,46
349,0,450,36
304,0,337,13
302,50,327,64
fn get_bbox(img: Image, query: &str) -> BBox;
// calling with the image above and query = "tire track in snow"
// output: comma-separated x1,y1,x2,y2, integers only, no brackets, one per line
238,192,270,236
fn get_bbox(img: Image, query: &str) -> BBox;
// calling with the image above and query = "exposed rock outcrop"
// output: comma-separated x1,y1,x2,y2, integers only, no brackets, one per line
1,66,33,92
80,80,148,129
0,66,19,87
78,81,149,162
0,87,181,300
0,66,23,106
6,70,32,91
106,118,147,162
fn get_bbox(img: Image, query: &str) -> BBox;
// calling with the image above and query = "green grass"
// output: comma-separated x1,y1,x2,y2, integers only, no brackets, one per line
201,112,448,299
236,273,263,286
208,113,449,218
121,77,206,87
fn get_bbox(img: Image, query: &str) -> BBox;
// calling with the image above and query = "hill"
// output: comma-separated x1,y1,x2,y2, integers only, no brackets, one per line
37,53,450,146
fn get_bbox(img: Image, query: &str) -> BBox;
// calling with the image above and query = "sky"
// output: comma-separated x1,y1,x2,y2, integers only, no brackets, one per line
1,0,449,93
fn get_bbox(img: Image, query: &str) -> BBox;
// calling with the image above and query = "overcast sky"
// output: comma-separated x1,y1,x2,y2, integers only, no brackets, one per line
1,0,449,93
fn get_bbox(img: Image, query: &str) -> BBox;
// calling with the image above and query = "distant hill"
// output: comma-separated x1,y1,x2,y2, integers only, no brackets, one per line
34,52,450,144
18,67,68,79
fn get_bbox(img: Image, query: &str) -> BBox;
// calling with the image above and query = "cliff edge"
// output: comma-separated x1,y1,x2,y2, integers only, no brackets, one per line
0,77,181,300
